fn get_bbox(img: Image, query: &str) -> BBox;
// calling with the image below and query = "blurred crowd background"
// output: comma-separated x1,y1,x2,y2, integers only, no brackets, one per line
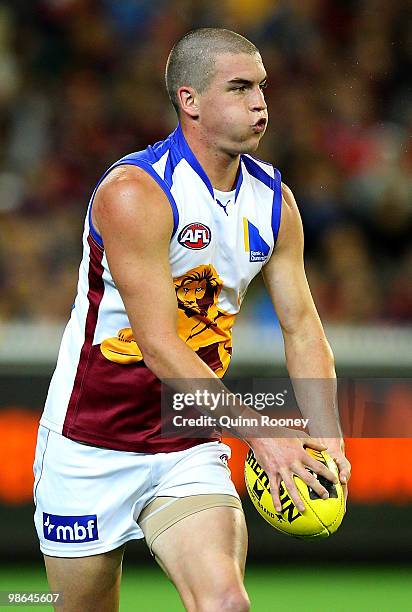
0,0,410,324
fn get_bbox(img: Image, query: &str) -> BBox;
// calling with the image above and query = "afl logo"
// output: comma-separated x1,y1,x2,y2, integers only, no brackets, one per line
178,223,211,250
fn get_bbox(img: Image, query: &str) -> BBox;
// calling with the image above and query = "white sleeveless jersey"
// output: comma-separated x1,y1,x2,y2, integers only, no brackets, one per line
40,124,282,452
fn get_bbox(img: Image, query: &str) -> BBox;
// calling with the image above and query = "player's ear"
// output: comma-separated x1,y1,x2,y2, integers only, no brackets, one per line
177,86,200,119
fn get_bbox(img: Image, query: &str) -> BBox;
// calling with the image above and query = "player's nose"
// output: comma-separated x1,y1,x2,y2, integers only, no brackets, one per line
250,87,267,112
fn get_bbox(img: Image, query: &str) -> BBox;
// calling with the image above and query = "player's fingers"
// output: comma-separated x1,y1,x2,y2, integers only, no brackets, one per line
301,437,327,451
292,464,329,500
304,455,338,484
269,473,283,512
281,471,305,513
334,455,351,484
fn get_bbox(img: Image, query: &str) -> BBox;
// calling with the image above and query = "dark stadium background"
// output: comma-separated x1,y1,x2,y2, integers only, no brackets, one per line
0,1,411,610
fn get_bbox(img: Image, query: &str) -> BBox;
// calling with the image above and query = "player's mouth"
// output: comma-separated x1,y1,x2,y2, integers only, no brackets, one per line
251,118,267,133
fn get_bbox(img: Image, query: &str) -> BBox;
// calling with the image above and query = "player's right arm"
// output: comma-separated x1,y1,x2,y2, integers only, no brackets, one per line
93,165,217,380
93,165,335,511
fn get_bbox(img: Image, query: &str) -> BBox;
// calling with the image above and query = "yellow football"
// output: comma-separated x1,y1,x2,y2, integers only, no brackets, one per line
244,447,345,539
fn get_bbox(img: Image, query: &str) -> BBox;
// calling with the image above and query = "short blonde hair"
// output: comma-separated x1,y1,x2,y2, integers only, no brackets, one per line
165,28,259,114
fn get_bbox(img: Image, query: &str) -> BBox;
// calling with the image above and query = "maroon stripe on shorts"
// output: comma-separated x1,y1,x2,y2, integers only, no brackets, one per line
63,234,105,436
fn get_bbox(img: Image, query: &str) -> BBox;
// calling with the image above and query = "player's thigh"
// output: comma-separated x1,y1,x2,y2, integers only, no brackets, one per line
44,544,125,612
152,506,249,612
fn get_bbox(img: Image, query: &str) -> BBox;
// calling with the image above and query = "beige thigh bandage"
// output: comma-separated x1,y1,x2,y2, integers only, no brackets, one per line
138,494,243,554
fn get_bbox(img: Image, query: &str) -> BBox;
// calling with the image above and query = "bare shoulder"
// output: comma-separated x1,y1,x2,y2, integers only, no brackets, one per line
93,164,173,237
281,182,300,214
97,164,157,198
274,182,303,250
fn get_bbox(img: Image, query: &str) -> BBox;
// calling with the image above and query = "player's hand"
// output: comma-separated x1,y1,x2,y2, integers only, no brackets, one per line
250,433,338,513
321,438,351,504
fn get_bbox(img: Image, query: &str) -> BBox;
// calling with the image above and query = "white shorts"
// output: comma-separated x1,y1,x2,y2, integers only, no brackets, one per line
33,425,239,557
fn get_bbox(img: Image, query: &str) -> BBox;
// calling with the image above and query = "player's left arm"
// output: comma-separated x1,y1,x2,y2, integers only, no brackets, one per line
262,182,351,488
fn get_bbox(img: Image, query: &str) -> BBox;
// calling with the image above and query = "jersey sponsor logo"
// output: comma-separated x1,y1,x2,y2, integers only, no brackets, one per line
243,218,270,262
43,513,99,543
178,223,211,250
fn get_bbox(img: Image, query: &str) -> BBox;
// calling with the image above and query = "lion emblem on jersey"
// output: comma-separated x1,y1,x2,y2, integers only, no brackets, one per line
100,264,235,376
175,265,221,317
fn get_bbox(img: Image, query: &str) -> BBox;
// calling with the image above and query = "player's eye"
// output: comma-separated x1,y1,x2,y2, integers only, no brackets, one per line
260,81,268,90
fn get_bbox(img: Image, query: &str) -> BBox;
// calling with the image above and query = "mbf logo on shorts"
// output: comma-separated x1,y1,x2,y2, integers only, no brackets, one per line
43,513,99,543
178,223,211,250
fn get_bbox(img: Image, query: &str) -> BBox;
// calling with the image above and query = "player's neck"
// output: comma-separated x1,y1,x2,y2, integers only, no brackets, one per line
182,124,240,192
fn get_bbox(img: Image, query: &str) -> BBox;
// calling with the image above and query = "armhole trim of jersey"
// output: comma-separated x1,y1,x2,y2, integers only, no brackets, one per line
88,206,104,248
271,169,282,246
88,160,180,247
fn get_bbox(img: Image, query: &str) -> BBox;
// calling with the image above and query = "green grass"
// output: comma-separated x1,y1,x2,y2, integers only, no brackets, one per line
0,565,411,611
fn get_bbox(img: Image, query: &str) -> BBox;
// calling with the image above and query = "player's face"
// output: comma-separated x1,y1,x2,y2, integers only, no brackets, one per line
198,52,268,155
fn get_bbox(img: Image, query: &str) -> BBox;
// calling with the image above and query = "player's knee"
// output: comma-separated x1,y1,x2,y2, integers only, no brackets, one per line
220,588,250,612
197,585,250,612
